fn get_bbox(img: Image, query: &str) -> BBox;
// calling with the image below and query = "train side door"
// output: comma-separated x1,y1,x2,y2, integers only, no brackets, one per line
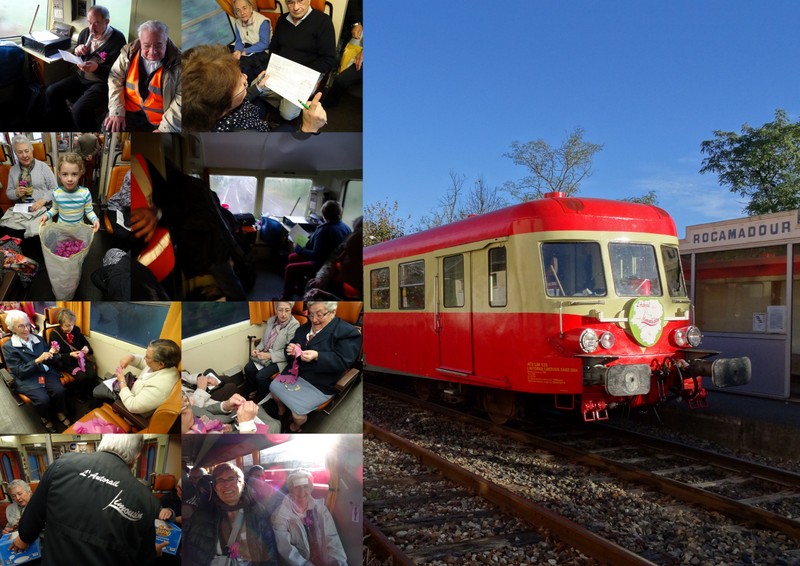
436,252,474,374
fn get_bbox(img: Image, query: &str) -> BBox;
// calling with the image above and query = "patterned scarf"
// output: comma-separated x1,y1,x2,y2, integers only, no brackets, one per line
18,165,32,196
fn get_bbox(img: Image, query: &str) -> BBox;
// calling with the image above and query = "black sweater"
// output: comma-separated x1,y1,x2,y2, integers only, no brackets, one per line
269,9,337,74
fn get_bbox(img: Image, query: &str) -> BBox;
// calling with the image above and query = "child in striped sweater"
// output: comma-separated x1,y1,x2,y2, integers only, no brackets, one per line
40,153,100,232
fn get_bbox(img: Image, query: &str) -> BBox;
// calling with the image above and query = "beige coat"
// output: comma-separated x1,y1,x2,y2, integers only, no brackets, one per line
118,354,178,417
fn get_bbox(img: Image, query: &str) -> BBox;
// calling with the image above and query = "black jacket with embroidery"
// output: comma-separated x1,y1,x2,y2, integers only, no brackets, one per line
19,451,160,566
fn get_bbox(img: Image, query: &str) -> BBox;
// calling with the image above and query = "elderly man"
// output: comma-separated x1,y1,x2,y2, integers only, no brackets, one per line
105,20,181,132
261,0,337,121
12,435,166,564
45,5,126,131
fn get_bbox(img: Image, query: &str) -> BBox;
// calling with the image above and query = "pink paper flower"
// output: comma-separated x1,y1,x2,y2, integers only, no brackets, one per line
72,351,86,375
50,341,60,352
19,180,28,187
228,542,241,559
99,51,107,61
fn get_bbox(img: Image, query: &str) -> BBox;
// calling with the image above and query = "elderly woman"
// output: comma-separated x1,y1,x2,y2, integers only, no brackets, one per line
92,338,180,417
242,301,300,402
183,43,327,133
232,0,271,83
1,310,69,432
0,135,56,239
183,463,279,565
269,301,361,432
271,469,347,566
49,308,97,400
2,480,32,534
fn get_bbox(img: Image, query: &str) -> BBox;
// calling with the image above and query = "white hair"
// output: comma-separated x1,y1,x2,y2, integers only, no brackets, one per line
138,20,169,39
89,5,110,20
98,435,144,467
307,301,337,314
4,310,31,334
8,479,31,493
11,135,33,152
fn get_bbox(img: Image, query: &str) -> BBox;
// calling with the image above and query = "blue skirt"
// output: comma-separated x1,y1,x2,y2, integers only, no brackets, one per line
269,376,333,415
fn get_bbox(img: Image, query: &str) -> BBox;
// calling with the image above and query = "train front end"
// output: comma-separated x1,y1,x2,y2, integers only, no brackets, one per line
537,201,751,421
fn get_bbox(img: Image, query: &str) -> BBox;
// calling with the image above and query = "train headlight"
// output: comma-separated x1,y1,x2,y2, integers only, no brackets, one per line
579,329,599,353
599,332,615,349
687,326,702,347
673,328,688,347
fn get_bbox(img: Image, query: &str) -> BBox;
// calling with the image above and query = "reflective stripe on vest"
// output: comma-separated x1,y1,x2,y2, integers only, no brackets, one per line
124,54,165,126
131,153,174,281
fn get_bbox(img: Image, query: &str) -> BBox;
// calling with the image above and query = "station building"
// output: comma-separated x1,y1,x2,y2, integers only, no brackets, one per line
680,209,800,399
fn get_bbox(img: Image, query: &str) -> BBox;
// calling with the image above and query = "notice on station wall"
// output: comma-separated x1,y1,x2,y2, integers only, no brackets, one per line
753,313,766,332
767,305,786,333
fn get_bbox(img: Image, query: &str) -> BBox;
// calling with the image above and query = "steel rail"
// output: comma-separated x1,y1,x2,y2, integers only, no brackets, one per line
364,420,656,566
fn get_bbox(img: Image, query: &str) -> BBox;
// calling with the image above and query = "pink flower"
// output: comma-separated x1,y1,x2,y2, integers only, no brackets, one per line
50,341,60,352
302,510,314,527
19,180,28,187
99,51,107,61
228,542,241,559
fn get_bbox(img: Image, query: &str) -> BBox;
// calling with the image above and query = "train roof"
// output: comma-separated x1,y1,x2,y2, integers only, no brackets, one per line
365,195,677,264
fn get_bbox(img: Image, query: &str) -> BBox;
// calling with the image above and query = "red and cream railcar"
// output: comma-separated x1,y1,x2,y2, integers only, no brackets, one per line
363,193,751,422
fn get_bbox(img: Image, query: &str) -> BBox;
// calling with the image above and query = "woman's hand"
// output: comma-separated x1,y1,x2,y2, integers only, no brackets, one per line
30,199,46,212
70,351,81,358
118,354,134,369
82,346,89,354
196,375,208,391
35,352,52,364
15,187,27,199
251,348,259,357
299,349,318,362
257,351,271,361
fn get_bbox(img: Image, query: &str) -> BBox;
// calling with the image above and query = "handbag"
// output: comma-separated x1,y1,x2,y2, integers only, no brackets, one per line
112,371,137,393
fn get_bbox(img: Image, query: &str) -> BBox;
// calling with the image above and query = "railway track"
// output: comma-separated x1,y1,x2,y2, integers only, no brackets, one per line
364,423,660,565
364,383,800,564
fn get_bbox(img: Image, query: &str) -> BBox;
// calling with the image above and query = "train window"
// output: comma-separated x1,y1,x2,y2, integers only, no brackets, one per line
542,242,606,297
609,243,663,297
210,174,257,214
183,0,235,49
261,178,314,217
661,245,688,297
443,255,465,308
489,248,507,307
399,260,425,309
1,5,46,39
341,180,363,228
183,302,251,338
90,303,170,347
370,267,390,309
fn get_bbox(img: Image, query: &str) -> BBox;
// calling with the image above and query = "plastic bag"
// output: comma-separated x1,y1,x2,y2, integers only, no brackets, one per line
72,417,126,434
339,40,362,73
39,222,94,299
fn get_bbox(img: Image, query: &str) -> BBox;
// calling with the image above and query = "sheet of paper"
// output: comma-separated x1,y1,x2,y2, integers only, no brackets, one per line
58,49,84,65
264,53,321,110
30,30,60,42
12,203,34,214
289,224,309,247
103,376,116,391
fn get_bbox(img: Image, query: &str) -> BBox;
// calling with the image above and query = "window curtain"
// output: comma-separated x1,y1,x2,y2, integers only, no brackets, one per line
215,0,235,17
160,303,181,345
249,302,273,325
56,302,90,334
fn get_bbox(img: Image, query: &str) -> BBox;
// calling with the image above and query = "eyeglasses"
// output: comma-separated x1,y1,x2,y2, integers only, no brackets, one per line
308,310,331,320
215,476,241,486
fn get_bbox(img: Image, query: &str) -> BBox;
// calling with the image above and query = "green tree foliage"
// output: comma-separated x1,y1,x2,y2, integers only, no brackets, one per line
622,190,659,205
700,109,800,216
504,127,603,200
417,171,507,230
363,198,410,245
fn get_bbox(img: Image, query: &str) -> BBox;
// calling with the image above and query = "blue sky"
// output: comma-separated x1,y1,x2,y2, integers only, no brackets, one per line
364,1,800,237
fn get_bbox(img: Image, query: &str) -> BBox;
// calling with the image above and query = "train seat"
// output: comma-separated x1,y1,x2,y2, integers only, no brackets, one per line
66,377,182,434
254,0,284,34
150,473,177,498
0,164,13,212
